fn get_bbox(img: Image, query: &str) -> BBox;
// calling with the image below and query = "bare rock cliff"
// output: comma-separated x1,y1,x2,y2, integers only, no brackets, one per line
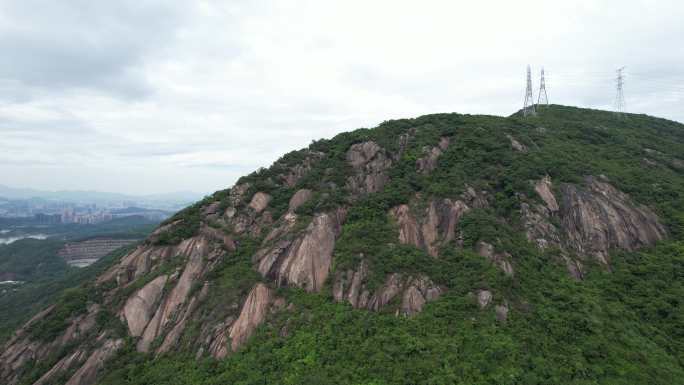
333,262,443,316
522,175,666,270
123,274,168,337
254,209,346,292
390,197,472,257
559,176,666,264
346,141,393,195
228,283,273,351
416,137,450,174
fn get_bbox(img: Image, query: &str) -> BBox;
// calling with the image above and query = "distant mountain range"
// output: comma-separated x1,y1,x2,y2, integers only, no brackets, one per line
0,185,204,206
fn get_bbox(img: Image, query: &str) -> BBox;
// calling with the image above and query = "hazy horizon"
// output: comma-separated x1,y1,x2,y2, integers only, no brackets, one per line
1,0,683,195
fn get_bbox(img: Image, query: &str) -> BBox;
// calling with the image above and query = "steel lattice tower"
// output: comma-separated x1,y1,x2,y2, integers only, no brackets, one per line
537,67,549,106
614,66,625,114
523,65,536,116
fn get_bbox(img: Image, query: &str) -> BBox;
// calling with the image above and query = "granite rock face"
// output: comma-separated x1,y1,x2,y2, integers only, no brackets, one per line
137,245,208,352
278,151,324,187
521,175,666,274
249,192,272,213
559,176,666,265
333,264,443,316
123,275,168,337
254,209,346,292
416,137,450,174
0,304,102,385
390,198,471,257
64,337,123,385
346,141,393,195
288,189,313,212
534,175,559,212
229,283,273,351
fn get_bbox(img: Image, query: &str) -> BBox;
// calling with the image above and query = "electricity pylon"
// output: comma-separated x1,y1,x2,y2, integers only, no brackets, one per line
523,65,536,116
614,66,625,114
537,67,548,106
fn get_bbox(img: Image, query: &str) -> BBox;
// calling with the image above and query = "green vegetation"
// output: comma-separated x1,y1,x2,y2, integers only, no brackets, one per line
0,244,135,342
98,241,684,385
0,216,156,283
0,216,156,342
9,106,684,384
0,238,69,281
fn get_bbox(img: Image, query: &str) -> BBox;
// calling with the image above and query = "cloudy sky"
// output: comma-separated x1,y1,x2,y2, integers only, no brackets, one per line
1,0,682,195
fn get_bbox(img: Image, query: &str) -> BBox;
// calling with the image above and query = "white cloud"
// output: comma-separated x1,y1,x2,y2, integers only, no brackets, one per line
0,0,682,194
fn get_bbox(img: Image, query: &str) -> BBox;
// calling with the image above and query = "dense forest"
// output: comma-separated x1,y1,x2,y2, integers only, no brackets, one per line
3,105,684,385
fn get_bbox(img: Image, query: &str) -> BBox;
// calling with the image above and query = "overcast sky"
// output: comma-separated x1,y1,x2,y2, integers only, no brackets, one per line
1,0,682,195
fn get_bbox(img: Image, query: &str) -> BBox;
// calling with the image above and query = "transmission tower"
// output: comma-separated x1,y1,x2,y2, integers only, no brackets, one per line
523,65,536,116
614,66,625,114
537,67,549,106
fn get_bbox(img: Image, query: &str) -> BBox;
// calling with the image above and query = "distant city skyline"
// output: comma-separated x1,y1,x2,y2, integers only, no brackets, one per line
1,1,683,194
0,183,204,201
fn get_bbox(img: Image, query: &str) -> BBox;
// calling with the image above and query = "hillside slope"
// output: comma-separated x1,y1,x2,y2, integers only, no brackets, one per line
2,105,684,385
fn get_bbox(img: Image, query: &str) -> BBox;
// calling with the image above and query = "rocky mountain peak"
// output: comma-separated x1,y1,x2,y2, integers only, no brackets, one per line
3,105,683,385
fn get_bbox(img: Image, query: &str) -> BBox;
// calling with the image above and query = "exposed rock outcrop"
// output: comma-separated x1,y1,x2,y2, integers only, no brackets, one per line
506,134,528,153
346,141,392,195
98,234,217,287
0,307,56,385
200,226,237,251
422,199,470,256
208,283,285,358
333,265,442,316
288,189,313,212
520,202,562,250
495,303,509,323
207,317,235,359
559,176,667,265
391,205,422,248
123,275,168,337
137,242,210,352
521,175,666,274
156,282,209,354
278,151,325,187
476,290,493,309
64,337,123,385
254,209,346,292
229,283,272,351
0,304,102,385
462,186,489,209
476,241,514,276
33,349,88,385
416,137,450,174
202,201,221,217
218,189,275,238
249,192,272,213
534,176,559,212
390,198,470,257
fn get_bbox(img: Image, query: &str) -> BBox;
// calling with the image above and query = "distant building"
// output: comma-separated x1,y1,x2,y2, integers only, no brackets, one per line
34,213,61,224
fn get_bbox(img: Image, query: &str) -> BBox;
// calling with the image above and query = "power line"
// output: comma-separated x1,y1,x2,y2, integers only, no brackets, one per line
523,65,536,116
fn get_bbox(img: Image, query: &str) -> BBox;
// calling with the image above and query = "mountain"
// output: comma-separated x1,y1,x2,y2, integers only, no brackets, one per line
1,105,683,385
0,186,203,209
